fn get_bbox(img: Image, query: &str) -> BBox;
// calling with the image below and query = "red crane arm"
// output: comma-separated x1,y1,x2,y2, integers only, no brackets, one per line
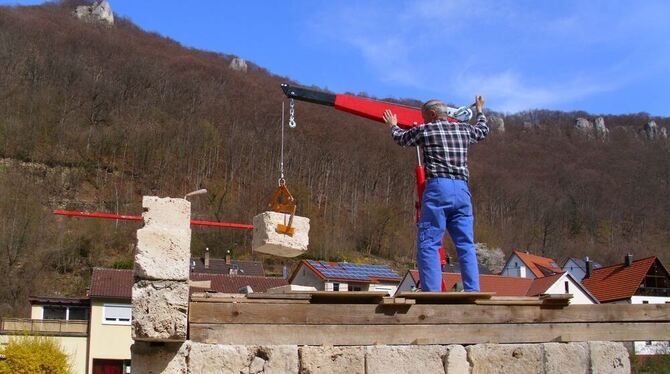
53,210,254,230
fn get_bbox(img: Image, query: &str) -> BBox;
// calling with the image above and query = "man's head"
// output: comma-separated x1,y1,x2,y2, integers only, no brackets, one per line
422,99,447,122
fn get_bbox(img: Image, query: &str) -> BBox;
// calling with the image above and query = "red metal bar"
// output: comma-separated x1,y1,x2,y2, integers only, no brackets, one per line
53,210,253,230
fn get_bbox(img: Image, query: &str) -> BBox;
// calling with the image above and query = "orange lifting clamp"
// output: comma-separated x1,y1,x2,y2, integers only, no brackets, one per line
269,182,297,236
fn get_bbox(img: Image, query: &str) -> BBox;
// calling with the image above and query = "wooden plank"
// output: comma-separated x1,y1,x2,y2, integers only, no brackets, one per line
379,297,416,305
475,299,543,306
188,302,670,325
246,293,312,300
190,298,310,304
188,280,212,289
189,322,670,345
396,292,495,304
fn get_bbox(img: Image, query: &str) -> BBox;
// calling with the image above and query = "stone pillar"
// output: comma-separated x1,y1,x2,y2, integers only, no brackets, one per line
132,196,191,342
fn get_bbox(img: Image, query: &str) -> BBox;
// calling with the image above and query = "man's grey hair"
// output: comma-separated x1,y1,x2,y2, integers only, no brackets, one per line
422,99,447,115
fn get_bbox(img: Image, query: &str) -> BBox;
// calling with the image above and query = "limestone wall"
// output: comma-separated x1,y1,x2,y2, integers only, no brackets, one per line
131,340,630,374
132,196,191,342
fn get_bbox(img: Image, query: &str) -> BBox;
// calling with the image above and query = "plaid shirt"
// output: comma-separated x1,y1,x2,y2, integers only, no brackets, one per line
391,113,488,180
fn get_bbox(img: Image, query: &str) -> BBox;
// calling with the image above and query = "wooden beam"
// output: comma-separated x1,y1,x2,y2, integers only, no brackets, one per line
189,322,670,345
396,292,495,304
189,302,670,325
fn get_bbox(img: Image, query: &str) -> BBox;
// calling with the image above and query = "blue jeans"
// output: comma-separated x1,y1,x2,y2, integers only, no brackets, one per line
417,178,480,292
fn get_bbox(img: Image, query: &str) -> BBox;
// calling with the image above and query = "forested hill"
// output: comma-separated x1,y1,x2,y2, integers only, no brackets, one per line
1,2,669,315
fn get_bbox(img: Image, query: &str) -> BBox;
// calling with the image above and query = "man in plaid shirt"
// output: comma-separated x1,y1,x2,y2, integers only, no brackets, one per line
383,96,488,292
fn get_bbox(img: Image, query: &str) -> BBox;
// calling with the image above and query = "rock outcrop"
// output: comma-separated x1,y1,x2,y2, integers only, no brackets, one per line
575,117,594,137
643,120,658,140
488,115,505,133
594,117,609,140
230,57,248,72
74,0,114,25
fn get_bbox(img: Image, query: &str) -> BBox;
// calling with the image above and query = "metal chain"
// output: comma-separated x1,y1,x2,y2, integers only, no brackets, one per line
279,101,286,186
288,98,297,128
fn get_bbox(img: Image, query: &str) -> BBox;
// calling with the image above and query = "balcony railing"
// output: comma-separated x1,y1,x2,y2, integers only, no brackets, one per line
0,318,88,336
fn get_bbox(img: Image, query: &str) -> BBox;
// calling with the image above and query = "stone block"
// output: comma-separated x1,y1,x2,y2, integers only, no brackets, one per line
300,346,365,374
188,343,299,374
252,211,309,257
466,344,543,374
544,342,588,374
589,341,630,373
135,227,190,280
132,280,188,341
445,345,470,373
365,345,448,374
130,341,188,374
142,196,191,231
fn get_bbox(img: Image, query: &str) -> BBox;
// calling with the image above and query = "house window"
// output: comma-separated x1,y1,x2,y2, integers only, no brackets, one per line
333,283,340,291
642,300,649,304
103,304,131,325
348,285,362,291
68,307,89,320
42,305,89,321
43,306,67,320
564,281,570,294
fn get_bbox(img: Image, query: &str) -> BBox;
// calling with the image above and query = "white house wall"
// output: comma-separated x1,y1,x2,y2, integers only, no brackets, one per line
501,254,535,279
396,274,418,294
630,295,670,355
290,265,326,291
368,283,398,296
543,274,595,304
562,259,587,281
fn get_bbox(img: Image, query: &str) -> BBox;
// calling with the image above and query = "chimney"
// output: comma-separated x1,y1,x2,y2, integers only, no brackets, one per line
204,247,210,270
624,253,633,267
225,250,231,265
585,257,593,278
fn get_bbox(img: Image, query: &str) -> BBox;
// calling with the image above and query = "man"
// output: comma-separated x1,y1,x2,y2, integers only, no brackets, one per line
383,96,488,292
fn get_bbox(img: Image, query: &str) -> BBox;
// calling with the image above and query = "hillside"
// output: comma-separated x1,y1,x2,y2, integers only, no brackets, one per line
0,2,669,316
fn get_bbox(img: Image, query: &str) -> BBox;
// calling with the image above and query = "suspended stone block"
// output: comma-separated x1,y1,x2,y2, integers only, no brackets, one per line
252,211,309,257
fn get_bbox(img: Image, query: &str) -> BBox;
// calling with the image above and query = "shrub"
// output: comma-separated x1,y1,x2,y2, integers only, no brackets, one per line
0,335,71,374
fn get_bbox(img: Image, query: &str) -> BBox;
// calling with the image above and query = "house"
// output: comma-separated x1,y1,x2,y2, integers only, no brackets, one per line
7,264,287,374
561,256,603,281
190,248,265,276
582,254,670,355
397,270,598,304
0,297,91,374
87,268,134,374
289,260,402,295
500,250,562,279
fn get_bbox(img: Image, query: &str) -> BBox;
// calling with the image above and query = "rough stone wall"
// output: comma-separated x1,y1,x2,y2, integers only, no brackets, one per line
132,196,191,342
133,341,630,374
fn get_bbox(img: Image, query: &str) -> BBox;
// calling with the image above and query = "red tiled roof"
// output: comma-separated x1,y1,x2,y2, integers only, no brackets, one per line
526,272,564,296
190,273,288,293
582,257,657,302
89,268,288,300
90,268,133,299
513,250,562,277
408,270,534,296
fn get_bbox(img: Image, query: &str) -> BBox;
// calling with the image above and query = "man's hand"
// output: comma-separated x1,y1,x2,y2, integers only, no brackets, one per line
383,109,398,127
475,95,485,113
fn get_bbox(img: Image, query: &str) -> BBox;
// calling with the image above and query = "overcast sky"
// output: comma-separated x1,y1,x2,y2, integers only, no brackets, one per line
3,0,670,115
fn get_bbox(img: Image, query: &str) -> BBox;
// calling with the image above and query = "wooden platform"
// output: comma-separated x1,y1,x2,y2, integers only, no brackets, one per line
189,292,670,346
